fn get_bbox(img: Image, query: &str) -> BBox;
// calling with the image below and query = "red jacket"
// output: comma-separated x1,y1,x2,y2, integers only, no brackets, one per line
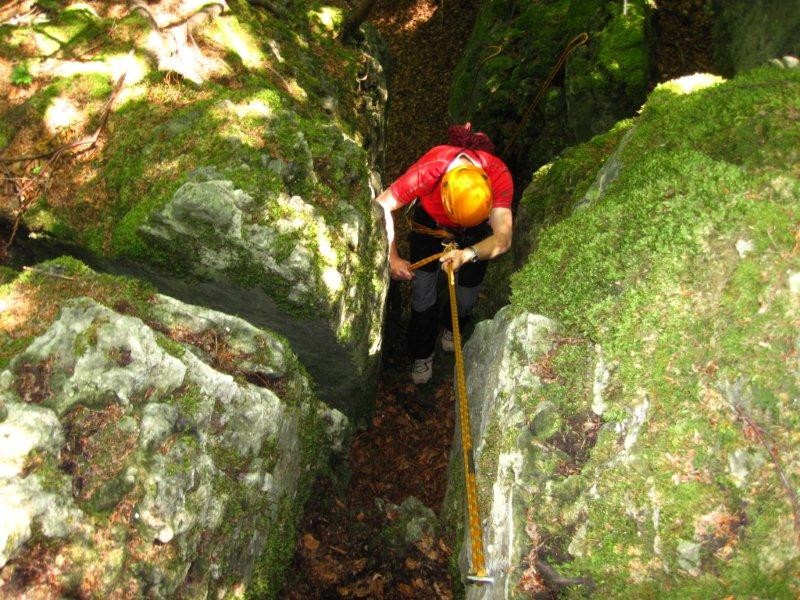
390,145,513,228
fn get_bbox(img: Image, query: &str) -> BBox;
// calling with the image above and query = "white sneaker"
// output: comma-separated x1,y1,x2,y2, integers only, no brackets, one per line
441,329,455,352
411,355,433,385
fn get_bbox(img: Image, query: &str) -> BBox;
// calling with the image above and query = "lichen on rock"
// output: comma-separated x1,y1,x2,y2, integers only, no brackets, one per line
0,259,348,597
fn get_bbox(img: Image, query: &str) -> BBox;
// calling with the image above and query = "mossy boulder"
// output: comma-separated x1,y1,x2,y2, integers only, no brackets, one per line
0,0,389,419
0,258,348,598
711,0,800,75
449,0,651,180
450,64,800,596
378,496,439,556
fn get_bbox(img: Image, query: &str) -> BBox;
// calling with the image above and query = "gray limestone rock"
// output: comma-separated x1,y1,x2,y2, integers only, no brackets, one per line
378,496,439,553
0,290,347,597
138,174,388,420
443,306,561,598
676,539,702,574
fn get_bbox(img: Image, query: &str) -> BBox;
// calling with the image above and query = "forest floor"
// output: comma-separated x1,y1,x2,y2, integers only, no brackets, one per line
279,0,714,598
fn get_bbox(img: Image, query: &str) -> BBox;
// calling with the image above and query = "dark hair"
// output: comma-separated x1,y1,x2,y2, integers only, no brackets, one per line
447,122,495,154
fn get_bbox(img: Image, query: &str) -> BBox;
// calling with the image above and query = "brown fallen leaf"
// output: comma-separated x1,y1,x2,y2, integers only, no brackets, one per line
311,562,340,585
302,533,320,551
405,557,420,570
351,558,368,573
398,582,416,597
352,574,385,598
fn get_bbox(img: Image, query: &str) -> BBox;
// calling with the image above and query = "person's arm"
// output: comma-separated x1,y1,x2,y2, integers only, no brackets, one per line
376,147,451,281
439,207,513,272
375,187,414,281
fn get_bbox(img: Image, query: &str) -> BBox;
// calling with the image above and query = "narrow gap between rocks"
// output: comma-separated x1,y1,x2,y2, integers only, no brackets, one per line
279,1,477,598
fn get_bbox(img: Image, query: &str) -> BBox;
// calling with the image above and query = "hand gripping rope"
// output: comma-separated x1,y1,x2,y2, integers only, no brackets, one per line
408,243,493,585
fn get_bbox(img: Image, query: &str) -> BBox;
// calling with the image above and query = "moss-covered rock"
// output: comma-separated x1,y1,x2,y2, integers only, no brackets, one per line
0,258,348,597
712,0,800,75
449,0,651,180
0,0,389,419
451,64,800,596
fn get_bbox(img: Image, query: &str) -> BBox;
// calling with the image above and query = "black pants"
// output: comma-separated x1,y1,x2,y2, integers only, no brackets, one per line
407,204,490,359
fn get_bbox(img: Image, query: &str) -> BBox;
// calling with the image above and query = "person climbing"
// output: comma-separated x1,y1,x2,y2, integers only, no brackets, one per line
375,123,514,385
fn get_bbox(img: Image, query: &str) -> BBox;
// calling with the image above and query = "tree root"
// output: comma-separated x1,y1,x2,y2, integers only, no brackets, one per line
535,559,596,593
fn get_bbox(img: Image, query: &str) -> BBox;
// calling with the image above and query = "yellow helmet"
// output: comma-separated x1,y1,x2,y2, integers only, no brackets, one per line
441,165,493,227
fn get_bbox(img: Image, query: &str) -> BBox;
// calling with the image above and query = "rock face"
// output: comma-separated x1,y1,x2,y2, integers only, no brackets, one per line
456,65,800,596
712,0,800,74
0,260,347,598
449,0,651,179
443,307,563,598
0,1,389,419
450,0,798,188
135,169,388,419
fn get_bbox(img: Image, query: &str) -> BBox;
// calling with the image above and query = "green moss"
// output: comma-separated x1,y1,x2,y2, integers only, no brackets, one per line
451,0,649,173
25,204,76,240
172,384,203,418
24,84,61,120
10,61,33,86
34,454,73,496
539,340,594,417
596,1,649,94
73,319,101,356
516,118,632,258
507,65,800,596
0,266,19,284
245,494,295,599
155,333,186,359
0,335,32,371
208,441,250,478
17,5,105,59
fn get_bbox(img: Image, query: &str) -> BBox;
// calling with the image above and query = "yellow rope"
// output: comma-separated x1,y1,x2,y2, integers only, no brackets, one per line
407,251,445,272
445,260,487,578
409,220,455,239
408,246,488,579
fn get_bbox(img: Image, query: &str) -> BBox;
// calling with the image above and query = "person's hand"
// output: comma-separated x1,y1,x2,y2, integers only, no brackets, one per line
389,255,413,281
439,248,475,273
